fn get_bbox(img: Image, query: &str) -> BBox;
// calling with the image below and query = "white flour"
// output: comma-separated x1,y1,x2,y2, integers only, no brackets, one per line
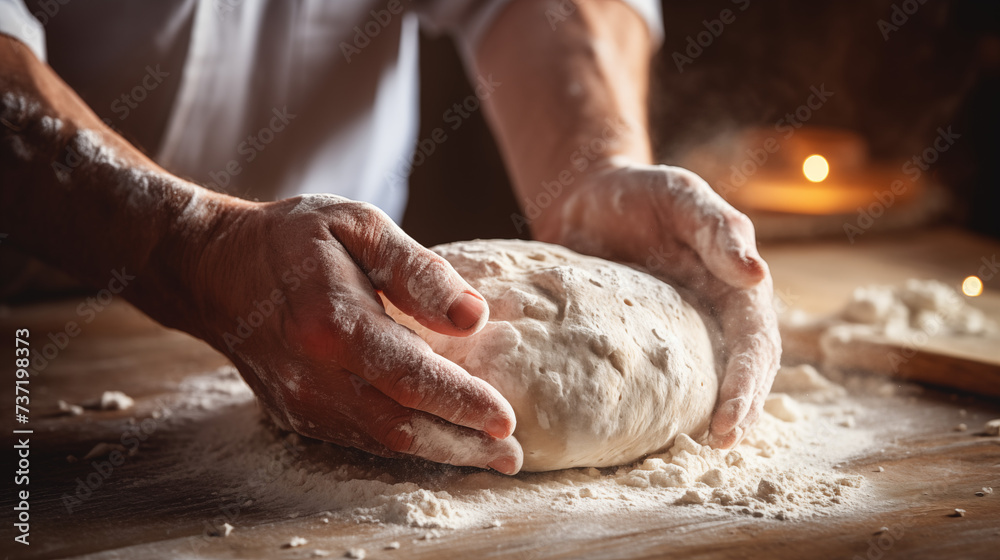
137,363,873,533
794,279,997,361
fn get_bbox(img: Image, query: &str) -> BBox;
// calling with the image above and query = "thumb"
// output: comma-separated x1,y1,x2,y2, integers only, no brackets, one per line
665,166,767,289
330,202,489,336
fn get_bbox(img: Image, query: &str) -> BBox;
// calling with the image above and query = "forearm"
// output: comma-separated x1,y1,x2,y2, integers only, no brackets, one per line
0,37,243,335
475,0,655,240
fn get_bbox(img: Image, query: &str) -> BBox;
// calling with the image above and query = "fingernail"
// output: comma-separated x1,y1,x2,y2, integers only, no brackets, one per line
707,429,737,450
448,292,488,331
725,396,751,419
488,456,518,475
485,416,511,439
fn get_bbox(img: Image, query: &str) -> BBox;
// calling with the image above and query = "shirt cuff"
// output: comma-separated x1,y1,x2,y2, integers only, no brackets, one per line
0,0,47,61
417,0,664,63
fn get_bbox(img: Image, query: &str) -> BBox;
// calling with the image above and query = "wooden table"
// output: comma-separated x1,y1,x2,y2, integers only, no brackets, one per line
2,227,999,559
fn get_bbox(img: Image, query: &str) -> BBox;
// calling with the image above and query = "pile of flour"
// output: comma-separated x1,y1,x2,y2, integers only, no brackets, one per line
134,363,873,532
783,279,996,359
781,279,996,395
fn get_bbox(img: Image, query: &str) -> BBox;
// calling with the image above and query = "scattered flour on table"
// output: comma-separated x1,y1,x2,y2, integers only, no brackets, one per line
95,390,135,411
60,391,135,413
984,419,1000,436
136,364,875,533
57,399,84,416
837,279,994,337
786,280,998,370
82,442,128,461
781,279,997,399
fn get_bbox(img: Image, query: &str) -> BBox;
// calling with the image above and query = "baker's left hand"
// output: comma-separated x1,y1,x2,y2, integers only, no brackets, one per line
535,159,781,449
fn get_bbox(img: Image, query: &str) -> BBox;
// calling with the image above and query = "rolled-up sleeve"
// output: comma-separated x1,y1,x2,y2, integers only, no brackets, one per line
0,0,46,60
414,0,663,61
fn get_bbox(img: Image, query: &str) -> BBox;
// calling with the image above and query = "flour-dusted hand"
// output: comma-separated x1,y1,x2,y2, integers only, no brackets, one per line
187,194,522,474
535,161,782,449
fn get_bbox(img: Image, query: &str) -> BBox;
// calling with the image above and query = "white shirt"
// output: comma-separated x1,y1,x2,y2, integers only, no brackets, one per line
1,0,662,224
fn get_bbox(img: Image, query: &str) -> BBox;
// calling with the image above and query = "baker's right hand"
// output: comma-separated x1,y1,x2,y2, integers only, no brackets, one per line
188,194,523,474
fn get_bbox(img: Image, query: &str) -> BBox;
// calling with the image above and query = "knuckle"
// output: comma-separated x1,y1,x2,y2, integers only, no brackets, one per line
726,212,757,241
729,211,753,230
282,194,348,224
404,257,458,309
384,371,425,410
376,417,416,454
334,201,387,231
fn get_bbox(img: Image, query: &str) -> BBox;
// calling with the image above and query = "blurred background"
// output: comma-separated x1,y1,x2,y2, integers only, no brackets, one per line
2,0,998,301
404,0,999,245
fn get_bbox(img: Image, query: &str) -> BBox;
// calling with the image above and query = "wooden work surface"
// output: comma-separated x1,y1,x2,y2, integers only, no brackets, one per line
2,227,999,560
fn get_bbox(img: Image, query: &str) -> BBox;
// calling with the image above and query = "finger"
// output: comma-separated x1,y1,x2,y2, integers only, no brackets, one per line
305,373,524,474
329,201,489,336
693,210,768,289
331,301,516,439
709,384,769,449
707,284,781,448
288,407,411,461
664,166,767,289
737,345,781,438
387,414,523,475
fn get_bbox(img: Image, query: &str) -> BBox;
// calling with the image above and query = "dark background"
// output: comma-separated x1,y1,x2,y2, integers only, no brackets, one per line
403,0,1000,246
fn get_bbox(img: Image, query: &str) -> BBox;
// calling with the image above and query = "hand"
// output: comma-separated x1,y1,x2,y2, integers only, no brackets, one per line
536,160,781,449
182,194,523,474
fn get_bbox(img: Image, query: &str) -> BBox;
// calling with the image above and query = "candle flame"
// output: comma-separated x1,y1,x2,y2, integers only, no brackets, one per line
803,155,830,182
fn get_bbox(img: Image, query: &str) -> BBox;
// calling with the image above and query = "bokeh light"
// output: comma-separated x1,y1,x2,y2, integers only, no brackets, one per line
962,275,983,297
802,155,830,183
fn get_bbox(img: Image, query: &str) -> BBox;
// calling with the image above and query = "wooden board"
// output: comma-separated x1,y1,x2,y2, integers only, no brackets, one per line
770,227,1000,397
781,323,1000,397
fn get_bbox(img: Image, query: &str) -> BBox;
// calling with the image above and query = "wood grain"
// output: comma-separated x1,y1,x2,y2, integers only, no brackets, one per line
1,227,998,559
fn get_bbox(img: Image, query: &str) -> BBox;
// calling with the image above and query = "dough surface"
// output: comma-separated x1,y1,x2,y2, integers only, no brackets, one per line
386,240,719,471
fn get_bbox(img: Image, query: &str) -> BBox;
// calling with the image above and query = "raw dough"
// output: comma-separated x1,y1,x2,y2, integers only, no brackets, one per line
385,240,719,471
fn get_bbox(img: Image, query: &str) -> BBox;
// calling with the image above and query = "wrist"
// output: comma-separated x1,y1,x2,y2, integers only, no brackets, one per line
529,155,638,245
140,183,256,339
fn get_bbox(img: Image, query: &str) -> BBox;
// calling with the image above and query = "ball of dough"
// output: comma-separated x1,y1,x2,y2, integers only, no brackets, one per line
386,240,719,471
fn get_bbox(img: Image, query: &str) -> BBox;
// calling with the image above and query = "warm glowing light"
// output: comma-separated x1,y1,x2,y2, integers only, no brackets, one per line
962,276,983,297
802,155,830,182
